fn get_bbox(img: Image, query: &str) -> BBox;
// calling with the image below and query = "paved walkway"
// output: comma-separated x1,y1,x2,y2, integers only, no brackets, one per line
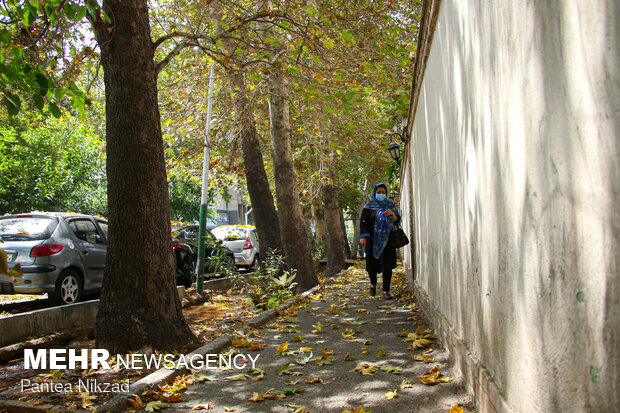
165,265,471,412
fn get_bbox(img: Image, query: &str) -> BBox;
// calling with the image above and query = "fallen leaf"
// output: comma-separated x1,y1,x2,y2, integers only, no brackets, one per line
276,362,295,375
305,377,323,384
294,352,314,365
297,346,314,353
376,321,384,325
194,374,218,382
408,338,433,351
449,403,464,413
224,408,236,412
400,380,413,389
191,403,212,410
344,353,357,361
248,392,264,402
224,373,248,381
128,394,143,410
290,335,308,343
376,345,386,357
419,365,441,385
385,389,398,400
364,340,373,345
354,363,379,375
285,404,309,413
312,322,324,334
361,347,369,355
145,401,169,412
380,366,401,374
439,376,454,383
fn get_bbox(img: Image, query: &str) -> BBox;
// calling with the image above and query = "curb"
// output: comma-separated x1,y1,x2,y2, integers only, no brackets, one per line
96,285,320,413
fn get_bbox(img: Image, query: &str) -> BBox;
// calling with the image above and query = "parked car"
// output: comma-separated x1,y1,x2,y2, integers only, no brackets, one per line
211,225,260,271
0,212,108,305
0,213,208,305
172,225,236,282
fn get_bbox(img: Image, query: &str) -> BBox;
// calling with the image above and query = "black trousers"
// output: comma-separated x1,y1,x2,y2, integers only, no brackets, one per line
368,267,392,292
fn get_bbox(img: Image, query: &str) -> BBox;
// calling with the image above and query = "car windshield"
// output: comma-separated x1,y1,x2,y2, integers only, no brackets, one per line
212,227,246,241
0,216,58,241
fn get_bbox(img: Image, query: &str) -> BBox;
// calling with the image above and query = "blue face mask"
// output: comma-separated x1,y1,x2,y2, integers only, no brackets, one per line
376,194,387,202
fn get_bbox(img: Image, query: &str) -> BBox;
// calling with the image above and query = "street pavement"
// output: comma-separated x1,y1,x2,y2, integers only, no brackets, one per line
165,264,472,413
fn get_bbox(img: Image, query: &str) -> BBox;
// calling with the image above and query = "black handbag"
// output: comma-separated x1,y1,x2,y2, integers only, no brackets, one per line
389,225,409,248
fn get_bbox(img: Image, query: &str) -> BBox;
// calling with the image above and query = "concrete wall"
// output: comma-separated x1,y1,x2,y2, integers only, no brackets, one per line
401,1,619,411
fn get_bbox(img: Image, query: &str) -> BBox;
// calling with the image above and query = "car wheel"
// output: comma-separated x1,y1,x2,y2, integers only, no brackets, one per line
51,269,83,305
179,258,194,288
250,255,260,272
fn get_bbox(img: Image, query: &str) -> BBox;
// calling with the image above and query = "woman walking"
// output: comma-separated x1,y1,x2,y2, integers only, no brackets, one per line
359,183,401,299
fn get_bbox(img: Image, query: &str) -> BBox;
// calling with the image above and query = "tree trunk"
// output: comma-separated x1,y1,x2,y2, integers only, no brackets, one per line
228,71,283,258
91,0,195,353
351,178,369,258
268,67,318,291
311,197,327,246
340,208,351,259
323,156,347,276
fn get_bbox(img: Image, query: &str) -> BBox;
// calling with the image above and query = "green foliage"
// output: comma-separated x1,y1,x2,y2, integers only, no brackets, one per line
249,249,298,311
0,113,106,215
205,244,237,278
0,1,93,117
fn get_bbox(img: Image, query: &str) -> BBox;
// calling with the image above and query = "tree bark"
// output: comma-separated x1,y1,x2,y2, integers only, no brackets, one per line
90,0,195,353
311,196,327,246
323,156,347,276
340,208,351,259
351,178,369,259
228,71,283,258
268,66,318,291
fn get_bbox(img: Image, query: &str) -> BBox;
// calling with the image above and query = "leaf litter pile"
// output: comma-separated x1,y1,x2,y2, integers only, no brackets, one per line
0,290,255,410
133,262,467,413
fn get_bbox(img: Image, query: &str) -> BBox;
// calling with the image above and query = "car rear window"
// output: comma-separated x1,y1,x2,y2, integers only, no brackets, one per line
0,216,58,240
212,227,246,241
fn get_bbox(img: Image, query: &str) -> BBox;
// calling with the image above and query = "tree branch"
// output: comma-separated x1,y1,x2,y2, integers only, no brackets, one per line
155,40,197,76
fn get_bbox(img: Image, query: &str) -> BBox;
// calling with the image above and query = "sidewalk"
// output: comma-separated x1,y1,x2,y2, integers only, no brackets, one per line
162,264,472,413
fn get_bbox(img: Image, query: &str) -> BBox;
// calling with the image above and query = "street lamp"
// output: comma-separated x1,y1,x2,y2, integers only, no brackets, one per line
388,131,406,161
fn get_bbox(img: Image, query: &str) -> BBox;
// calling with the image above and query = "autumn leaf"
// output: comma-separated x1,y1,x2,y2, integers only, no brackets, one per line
294,352,314,365
127,394,143,410
285,404,309,413
305,377,323,384
145,401,169,412
400,380,413,389
161,392,184,403
354,363,379,375
312,321,324,334
80,392,96,409
376,321,384,325
276,362,296,375
376,345,386,357
191,403,212,410
224,373,248,381
247,368,265,380
380,366,401,374
248,392,264,402
419,365,441,385
223,408,235,412
297,346,314,353
449,403,464,413
314,354,335,366
385,389,398,400
439,376,454,383
412,354,436,363
364,340,373,345
408,338,433,351
344,353,357,361
361,347,369,355
290,335,308,343
247,341,266,351
194,374,218,382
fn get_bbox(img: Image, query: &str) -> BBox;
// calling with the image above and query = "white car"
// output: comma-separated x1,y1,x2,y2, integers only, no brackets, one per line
211,225,259,271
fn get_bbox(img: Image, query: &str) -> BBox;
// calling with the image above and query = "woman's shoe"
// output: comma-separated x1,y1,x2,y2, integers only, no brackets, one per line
369,285,376,296
383,291,393,300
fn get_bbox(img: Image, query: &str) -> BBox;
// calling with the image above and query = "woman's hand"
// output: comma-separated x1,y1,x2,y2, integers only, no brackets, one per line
385,209,397,220
360,237,367,247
